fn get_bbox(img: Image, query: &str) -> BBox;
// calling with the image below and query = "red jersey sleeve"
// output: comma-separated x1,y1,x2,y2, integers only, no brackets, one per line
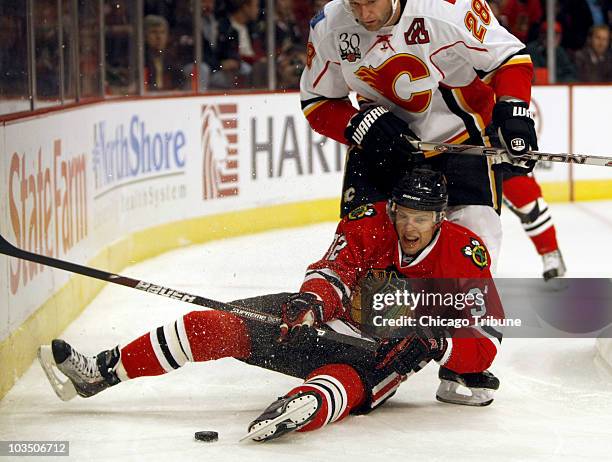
488,55,534,103
437,230,504,374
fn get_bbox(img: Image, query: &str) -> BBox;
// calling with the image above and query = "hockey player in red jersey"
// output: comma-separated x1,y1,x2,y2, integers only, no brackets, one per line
503,172,566,280
38,170,503,442
301,0,540,266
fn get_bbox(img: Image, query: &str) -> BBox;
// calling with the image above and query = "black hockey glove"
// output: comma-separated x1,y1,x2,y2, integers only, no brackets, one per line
492,100,538,157
375,329,447,375
344,105,422,157
278,293,326,343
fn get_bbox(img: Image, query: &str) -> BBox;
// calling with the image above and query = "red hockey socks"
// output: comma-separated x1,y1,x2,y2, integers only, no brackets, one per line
285,364,366,433
529,226,559,255
119,310,251,379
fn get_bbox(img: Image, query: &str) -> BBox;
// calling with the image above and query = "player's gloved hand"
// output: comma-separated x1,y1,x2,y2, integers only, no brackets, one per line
375,329,447,375
278,293,326,343
344,105,422,157
492,100,538,157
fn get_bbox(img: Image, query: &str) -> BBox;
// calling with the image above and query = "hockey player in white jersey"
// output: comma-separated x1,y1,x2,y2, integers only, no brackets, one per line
301,0,539,266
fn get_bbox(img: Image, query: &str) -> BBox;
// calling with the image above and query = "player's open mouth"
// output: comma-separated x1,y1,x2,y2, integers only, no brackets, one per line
403,236,420,247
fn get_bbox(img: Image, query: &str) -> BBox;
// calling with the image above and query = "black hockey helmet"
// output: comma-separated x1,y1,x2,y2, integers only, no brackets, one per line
390,169,448,212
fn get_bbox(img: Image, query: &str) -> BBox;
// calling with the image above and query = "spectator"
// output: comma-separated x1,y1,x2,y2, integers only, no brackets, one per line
557,0,595,51
275,0,304,54
277,46,306,90
145,0,178,27
219,0,267,88
34,1,61,100
499,0,542,44
292,1,315,42
202,0,242,89
143,15,185,91
179,0,245,90
526,21,577,83
574,25,612,82
0,12,28,99
105,1,137,94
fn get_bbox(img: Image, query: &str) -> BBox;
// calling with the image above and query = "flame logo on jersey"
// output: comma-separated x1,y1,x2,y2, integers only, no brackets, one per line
306,42,316,69
462,239,488,269
355,54,432,113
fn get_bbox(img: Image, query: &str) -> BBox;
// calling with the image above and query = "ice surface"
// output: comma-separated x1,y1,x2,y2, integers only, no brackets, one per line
1,201,611,461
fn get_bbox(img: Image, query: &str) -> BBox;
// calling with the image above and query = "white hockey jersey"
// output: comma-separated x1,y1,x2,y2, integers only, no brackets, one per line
300,0,533,146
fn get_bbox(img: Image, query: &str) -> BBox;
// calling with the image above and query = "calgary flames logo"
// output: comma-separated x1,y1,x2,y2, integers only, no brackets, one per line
355,54,432,113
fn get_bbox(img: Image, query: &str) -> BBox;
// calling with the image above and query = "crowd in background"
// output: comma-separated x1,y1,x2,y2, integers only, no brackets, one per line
1,0,611,109
489,0,612,83
130,0,611,92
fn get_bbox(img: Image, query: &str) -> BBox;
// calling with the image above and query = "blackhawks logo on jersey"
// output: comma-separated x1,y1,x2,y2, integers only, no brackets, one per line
462,238,488,269
351,268,413,337
347,204,377,221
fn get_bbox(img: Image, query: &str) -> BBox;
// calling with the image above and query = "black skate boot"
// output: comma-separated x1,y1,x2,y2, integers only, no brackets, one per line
241,391,322,442
38,339,122,401
436,366,500,406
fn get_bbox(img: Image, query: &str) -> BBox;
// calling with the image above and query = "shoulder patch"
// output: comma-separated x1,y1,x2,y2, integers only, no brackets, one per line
348,204,377,221
306,41,316,69
310,9,326,29
461,238,488,269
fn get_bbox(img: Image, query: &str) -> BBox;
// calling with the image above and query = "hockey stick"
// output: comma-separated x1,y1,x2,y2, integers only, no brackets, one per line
0,234,377,352
415,141,612,167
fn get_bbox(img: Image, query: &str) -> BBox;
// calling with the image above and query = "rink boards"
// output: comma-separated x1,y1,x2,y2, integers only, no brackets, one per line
1,86,611,399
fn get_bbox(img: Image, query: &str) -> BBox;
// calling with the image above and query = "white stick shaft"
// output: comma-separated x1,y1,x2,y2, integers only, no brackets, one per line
416,141,612,167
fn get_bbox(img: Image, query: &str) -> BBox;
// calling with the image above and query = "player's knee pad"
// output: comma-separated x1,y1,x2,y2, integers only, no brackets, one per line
508,198,544,225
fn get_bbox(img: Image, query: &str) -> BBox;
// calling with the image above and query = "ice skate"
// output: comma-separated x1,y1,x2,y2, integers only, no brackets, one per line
436,367,499,406
542,249,567,281
241,391,322,442
38,339,121,401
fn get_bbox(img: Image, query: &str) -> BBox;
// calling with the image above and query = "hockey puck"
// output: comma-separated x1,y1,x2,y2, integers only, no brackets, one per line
194,431,218,442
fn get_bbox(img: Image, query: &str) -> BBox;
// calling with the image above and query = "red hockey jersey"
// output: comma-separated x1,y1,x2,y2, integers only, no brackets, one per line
300,202,503,373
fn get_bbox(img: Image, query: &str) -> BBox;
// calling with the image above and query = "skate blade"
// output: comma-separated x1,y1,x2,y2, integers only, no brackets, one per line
435,380,494,407
239,398,317,443
37,345,78,401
